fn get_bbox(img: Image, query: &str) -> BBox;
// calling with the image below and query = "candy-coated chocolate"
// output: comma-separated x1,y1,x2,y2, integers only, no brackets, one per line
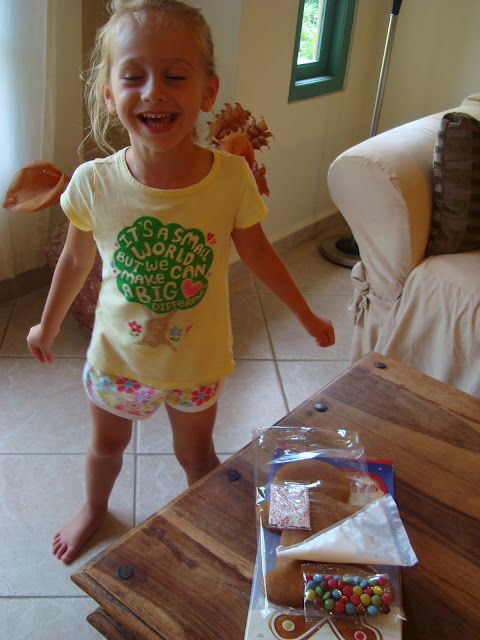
324,574,334,582
305,589,317,601
334,601,345,613
371,595,382,607
349,594,361,606
380,604,391,614
345,603,356,615
352,585,363,596
382,593,393,605
337,579,345,589
304,574,313,582
314,597,324,609
368,578,379,587
359,579,368,589
324,598,334,611
367,605,379,616
377,575,388,586
360,593,371,606
320,580,329,591
343,576,354,584
328,579,338,589
315,586,323,596
332,589,342,599
373,586,384,596
364,586,373,596
342,585,354,597
306,581,317,591
322,591,331,601
313,574,324,582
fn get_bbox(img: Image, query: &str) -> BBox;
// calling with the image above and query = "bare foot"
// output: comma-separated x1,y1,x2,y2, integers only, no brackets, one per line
52,504,106,564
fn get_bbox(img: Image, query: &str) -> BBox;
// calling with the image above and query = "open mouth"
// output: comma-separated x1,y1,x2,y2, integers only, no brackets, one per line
139,113,178,128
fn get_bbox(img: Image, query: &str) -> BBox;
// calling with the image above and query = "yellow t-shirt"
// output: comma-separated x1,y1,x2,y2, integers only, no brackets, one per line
60,148,267,387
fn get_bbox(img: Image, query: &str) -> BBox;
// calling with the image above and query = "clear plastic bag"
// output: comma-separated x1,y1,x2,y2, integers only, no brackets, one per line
252,426,370,612
244,426,408,640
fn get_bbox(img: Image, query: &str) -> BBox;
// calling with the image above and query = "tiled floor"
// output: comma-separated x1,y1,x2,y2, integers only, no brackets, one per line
0,238,354,639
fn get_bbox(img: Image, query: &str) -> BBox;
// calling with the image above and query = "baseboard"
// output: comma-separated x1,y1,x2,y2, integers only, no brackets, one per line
0,265,52,304
228,210,349,283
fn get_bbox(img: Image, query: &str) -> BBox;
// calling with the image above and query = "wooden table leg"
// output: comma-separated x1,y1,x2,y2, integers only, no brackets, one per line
87,607,140,640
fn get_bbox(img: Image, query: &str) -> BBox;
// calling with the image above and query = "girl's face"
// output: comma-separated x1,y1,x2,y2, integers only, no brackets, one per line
103,16,218,160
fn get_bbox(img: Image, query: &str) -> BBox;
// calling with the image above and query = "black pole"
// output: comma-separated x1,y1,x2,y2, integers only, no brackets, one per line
370,0,403,136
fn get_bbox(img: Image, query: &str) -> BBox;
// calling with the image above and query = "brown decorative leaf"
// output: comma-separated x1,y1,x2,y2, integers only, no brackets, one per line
208,102,273,195
252,163,269,197
212,132,256,168
2,160,70,212
207,102,251,140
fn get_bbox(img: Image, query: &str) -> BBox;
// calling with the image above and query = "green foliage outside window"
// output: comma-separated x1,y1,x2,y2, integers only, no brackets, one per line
298,0,322,64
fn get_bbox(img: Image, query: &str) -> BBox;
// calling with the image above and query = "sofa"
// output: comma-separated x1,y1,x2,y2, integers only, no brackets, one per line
327,93,480,398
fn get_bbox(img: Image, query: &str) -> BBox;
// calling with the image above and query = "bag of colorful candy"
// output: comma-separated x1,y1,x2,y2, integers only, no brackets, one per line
302,563,405,623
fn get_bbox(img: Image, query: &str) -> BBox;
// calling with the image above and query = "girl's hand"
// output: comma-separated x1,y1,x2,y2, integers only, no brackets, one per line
27,324,59,364
300,313,335,348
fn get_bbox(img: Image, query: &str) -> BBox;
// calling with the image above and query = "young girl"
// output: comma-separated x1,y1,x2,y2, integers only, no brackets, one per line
27,0,335,564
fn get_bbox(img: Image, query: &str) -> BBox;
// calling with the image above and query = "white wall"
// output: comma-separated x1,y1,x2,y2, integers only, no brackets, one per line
233,0,388,241
192,0,242,127
378,0,480,131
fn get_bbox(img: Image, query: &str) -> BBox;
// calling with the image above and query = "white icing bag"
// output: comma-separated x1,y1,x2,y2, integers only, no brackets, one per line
277,493,418,566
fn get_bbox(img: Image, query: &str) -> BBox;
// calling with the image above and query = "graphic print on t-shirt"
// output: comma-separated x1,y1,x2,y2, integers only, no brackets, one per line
113,216,214,348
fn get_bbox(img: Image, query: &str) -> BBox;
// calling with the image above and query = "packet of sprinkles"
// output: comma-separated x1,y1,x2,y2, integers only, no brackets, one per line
268,482,310,529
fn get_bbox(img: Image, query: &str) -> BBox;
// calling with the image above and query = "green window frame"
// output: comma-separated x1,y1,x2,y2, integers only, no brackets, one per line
289,0,356,103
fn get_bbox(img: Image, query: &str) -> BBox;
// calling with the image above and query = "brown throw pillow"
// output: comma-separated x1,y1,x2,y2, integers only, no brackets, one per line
427,112,480,255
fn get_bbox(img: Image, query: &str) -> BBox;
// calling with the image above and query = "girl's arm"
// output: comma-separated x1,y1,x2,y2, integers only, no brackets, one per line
232,223,335,347
27,222,97,363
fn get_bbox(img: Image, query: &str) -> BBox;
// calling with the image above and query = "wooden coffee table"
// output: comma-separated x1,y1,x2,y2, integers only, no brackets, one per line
72,352,480,639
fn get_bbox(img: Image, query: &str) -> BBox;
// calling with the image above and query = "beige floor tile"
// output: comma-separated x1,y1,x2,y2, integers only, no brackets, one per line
0,358,91,453
229,272,255,293
255,240,354,296
0,358,134,454
136,360,287,454
135,454,188,523
0,454,134,596
215,360,287,452
1,288,90,357
260,293,353,360
134,453,231,524
1,596,100,640
277,360,350,411
230,292,273,359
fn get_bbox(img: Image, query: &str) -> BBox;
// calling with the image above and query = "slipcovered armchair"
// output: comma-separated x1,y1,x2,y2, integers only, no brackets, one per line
327,93,480,398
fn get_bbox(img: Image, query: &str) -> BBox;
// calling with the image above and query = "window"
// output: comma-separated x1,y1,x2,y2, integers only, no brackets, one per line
289,0,356,102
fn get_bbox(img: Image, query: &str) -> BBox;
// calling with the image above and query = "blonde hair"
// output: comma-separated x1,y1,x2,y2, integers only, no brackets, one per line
83,0,216,156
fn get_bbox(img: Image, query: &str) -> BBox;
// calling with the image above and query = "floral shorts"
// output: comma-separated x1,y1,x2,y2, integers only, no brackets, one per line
83,362,223,420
